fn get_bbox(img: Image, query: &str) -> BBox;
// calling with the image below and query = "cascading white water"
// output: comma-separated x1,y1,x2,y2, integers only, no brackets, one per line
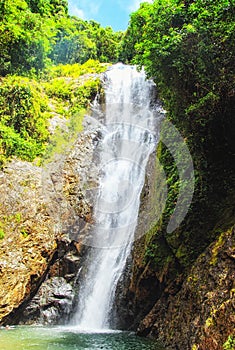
73,64,162,331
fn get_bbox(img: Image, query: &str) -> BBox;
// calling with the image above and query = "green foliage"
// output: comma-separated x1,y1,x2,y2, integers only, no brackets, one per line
47,59,109,78
0,221,5,239
0,76,49,165
0,0,55,75
49,16,96,65
122,0,235,155
15,213,22,223
0,62,103,166
223,335,235,350
85,21,122,63
119,2,152,63
0,0,120,76
73,78,101,110
0,76,48,139
20,228,29,238
44,60,107,104
123,0,235,269
25,0,68,16
48,16,121,65
0,122,45,165
0,228,5,240
44,75,102,116
44,78,74,100
42,60,104,162
43,77,102,162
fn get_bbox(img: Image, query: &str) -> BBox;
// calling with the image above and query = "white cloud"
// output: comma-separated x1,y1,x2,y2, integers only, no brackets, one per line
89,2,102,16
128,0,153,12
69,4,85,19
68,0,103,19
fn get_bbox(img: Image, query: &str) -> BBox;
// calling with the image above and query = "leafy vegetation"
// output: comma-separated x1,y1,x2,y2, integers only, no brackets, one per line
223,335,235,350
49,17,122,65
0,76,49,165
0,59,107,167
0,0,114,167
0,0,120,76
42,60,107,162
43,109,84,162
0,228,5,240
46,59,109,78
121,0,235,268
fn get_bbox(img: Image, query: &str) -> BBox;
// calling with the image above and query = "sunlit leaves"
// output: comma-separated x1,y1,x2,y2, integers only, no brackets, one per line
0,0,120,76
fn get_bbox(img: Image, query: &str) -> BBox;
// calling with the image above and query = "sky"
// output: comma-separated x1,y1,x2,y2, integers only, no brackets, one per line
68,0,152,31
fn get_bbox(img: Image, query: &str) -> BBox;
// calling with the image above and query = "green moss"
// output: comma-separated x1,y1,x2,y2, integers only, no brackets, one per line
0,220,5,239
210,231,227,266
142,141,181,270
223,335,235,350
15,213,22,223
43,109,86,163
144,223,174,271
20,229,29,238
187,274,198,285
0,228,5,240
142,128,234,274
175,244,190,265
205,316,214,329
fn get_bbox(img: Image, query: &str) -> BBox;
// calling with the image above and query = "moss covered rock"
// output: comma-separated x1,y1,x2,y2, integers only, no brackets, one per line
138,226,235,350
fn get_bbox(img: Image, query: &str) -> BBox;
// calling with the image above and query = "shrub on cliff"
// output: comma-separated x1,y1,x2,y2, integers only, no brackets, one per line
223,336,235,350
121,0,235,266
0,76,49,166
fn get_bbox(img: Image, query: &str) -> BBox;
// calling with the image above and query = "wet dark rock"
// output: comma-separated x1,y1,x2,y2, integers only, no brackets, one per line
113,138,235,350
21,277,75,325
137,226,235,350
114,151,166,330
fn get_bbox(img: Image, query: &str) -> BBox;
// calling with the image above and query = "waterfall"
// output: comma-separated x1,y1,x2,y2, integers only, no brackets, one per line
73,64,162,331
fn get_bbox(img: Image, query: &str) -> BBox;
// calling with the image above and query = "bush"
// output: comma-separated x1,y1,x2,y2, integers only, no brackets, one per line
0,76,49,139
44,78,74,99
223,336,235,350
46,59,109,79
0,61,105,167
0,76,49,165
73,78,102,110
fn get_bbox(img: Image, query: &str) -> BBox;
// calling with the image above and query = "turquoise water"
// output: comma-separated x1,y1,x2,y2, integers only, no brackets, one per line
0,326,165,350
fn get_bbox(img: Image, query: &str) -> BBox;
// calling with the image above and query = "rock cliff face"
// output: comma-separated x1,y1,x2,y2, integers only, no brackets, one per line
138,225,235,350
0,161,57,324
114,140,235,349
0,126,98,325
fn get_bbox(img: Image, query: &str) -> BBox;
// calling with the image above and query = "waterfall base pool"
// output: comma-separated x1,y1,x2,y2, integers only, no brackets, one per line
0,326,166,350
